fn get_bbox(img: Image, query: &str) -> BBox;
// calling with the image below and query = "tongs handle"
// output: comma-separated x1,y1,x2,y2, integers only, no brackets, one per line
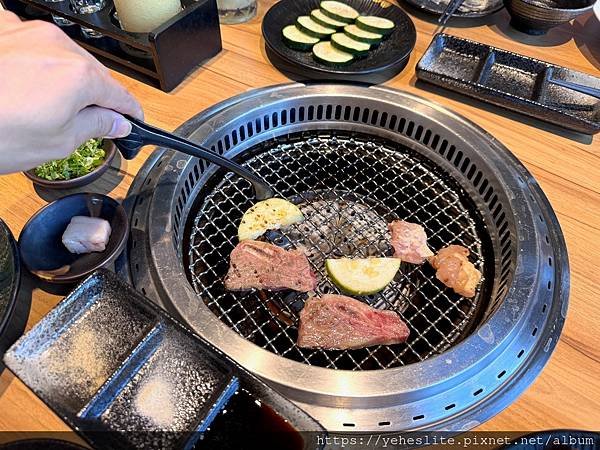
433,0,465,35
114,115,274,200
548,77,600,99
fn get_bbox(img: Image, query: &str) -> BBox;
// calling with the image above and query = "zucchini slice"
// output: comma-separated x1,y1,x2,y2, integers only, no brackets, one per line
238,198,304,241
310,8,346,29
282,25,320,51
296,16,336,38
344,24,383,44
320,1,359,23
331,32,370,56
326,258,401,295
356,16,395,35
313,41,354,66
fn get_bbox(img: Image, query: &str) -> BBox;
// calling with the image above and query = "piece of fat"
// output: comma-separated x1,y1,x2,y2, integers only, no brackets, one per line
62,216,112,254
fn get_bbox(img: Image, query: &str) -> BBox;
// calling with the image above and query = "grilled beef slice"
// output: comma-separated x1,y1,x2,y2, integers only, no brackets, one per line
225,240,317,292
297,294,410,349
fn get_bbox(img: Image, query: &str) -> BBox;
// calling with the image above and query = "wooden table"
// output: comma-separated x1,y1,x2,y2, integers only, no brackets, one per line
0,0,599,438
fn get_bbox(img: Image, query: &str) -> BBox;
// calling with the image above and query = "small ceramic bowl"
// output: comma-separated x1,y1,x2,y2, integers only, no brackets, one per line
504,0,596,34
24,140,117,189
18,193,128,284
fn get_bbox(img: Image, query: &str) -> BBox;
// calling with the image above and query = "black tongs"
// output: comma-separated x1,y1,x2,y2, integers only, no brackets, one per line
433,0,465,35
113,115,274,200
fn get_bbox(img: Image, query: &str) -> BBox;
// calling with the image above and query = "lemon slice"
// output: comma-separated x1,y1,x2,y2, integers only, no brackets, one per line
238,198,304,241
326,258,401,295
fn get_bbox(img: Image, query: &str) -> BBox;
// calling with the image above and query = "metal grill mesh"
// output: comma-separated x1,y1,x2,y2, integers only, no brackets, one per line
187,133,491,370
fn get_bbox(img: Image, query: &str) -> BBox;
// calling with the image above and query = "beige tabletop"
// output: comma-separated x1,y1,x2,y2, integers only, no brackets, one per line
0,0,599,439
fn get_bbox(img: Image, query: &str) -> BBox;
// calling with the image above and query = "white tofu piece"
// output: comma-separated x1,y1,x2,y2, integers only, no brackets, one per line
62,216,112,254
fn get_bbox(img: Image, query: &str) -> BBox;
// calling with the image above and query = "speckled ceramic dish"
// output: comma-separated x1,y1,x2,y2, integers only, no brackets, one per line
3,270,325,450
0,219,26,367
416,34,600,134
504,0,596,34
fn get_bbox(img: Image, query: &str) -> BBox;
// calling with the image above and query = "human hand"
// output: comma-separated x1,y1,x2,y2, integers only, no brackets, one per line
0,11,143,174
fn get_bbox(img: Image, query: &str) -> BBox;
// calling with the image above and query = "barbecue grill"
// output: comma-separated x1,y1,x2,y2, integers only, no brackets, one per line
119,83,568,432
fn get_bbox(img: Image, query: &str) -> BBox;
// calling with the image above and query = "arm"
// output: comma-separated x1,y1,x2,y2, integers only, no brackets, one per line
0,11,143,174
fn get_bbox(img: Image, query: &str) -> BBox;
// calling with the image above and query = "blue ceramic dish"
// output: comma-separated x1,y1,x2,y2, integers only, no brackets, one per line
18,193,128,284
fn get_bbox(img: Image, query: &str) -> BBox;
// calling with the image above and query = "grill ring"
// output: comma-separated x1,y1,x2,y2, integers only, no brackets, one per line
121,84,568,432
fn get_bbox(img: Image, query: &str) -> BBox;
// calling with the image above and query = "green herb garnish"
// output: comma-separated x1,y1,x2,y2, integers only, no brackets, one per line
34,138,105,181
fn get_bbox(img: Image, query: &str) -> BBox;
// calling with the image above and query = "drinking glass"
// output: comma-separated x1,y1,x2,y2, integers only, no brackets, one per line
113,0,182,59
69,0,106,38
52,14,75,27
216,0,257,24
113,0,182,33
42,0,75,27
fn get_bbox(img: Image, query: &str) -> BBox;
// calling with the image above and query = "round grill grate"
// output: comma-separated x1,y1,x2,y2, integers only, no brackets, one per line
187,133,493,370
122,84,568,431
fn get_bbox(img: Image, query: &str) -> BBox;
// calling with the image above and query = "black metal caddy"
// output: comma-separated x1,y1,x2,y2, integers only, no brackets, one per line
1,0,222,91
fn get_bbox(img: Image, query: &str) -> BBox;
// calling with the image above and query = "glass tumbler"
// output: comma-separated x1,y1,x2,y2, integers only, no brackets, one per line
216,0,257,24
113,0,182,33
42,0,75,27
52,15,75,27
69,0,106,38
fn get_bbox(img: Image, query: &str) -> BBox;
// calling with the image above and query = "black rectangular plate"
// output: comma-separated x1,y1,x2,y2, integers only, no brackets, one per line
416,34,600,135
3,269,324,450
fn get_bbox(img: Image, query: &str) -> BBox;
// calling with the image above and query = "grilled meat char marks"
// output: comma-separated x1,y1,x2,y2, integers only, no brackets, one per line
429,245,482,298
298,294,410,350
389,220,434,264
225,240,317,292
